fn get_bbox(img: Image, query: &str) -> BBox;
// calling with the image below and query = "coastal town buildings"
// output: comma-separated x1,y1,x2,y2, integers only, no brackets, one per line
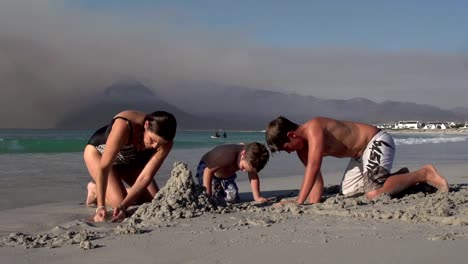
396,121,423,129
376,120,468,130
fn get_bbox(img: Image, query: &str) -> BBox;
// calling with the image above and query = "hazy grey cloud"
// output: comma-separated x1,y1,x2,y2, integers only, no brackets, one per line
1,0,467,128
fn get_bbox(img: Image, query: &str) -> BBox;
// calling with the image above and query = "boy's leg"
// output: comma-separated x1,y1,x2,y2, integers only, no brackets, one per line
212,177,225,201
221,176,240,203
366,164,449,199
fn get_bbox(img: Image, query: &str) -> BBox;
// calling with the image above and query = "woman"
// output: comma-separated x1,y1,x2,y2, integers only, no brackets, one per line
84,110,177,222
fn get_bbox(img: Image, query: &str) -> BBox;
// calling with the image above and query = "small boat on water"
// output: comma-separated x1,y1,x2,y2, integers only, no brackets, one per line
211,129,227,139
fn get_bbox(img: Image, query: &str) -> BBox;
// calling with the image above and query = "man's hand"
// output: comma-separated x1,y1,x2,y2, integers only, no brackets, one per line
254,196,268,203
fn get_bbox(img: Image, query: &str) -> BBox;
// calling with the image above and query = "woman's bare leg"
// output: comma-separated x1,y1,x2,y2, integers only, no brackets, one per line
86,182,97,206
83,145,127,208
119,165,159,205
87,181,145,206
366,164,449,199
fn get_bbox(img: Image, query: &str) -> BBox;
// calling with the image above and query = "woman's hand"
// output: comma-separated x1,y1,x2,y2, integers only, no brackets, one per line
111,205,127,222
93,206,107,222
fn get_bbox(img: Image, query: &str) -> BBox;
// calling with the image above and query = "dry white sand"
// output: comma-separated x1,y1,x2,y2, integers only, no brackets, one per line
0,162,467,264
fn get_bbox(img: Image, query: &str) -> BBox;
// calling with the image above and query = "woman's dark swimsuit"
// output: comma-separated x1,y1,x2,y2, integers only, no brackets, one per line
87,116,155,166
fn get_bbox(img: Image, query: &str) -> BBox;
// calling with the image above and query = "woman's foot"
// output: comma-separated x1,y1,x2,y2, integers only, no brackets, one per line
86,182,97,206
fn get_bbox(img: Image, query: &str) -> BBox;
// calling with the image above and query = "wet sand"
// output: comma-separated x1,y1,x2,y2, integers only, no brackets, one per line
0,162,467,263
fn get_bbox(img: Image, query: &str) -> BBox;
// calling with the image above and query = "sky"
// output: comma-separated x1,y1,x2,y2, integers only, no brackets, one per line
1,0,468,128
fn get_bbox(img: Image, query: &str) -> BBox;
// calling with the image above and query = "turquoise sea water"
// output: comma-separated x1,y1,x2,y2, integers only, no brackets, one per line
0,130,266,154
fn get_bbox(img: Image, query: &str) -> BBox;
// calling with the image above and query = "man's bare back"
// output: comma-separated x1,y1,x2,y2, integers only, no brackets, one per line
296,117,379,158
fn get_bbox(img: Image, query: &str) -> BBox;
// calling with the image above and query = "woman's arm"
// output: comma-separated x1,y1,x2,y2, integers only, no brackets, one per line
94,119,129,222
119,141,173,210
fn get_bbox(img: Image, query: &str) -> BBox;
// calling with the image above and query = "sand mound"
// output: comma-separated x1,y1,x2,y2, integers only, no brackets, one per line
2,229,101,249
301,184,468,226
116,162,217,234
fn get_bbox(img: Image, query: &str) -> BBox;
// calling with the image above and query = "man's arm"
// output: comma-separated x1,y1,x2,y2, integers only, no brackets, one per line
295,126,324,204
248,172,267,202
308,171,324,203
296,149,324,204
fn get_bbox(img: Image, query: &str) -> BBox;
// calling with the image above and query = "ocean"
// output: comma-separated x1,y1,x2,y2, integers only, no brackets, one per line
1,129,467,211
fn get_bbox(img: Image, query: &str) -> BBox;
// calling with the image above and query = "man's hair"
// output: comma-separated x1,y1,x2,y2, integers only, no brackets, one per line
265,116,299,153
145,111,177,141
243,142,270,172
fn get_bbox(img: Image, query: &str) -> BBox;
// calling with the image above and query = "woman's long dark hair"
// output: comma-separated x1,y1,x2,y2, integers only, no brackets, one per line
145,111,177,141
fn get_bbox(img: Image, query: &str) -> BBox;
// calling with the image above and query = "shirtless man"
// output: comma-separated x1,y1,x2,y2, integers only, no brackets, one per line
265,116,449,205
196,142,269,203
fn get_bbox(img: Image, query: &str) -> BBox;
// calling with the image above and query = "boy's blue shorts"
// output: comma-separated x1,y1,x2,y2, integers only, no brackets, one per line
196,160,240,202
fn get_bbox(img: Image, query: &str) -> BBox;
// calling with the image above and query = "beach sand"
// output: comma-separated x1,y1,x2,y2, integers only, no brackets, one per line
0,162,467,264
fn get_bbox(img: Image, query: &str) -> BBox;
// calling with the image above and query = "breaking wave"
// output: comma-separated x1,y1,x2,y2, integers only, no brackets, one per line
395,136,468,145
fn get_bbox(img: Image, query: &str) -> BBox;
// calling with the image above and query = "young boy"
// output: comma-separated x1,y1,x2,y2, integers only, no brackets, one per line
265,116,449,205
196,142,270,203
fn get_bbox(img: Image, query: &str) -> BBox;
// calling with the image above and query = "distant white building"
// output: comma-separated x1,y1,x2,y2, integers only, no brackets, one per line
423,122,449,130
376,123,396,129
397,121,422,129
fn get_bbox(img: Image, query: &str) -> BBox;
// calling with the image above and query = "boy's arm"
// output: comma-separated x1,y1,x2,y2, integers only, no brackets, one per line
295,126,324,204
202,166,216,196
248,172,267,202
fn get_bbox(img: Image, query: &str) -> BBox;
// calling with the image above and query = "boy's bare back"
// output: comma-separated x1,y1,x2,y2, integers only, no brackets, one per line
298,117,379,158
201,144,244,179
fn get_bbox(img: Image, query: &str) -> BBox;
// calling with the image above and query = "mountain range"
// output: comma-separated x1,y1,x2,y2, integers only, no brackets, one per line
56,80,468,130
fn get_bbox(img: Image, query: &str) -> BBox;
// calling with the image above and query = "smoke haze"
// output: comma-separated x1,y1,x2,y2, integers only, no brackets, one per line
1,0,467,128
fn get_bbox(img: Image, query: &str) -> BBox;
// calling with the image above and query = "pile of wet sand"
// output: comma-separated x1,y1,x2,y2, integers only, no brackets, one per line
115,162,218,234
